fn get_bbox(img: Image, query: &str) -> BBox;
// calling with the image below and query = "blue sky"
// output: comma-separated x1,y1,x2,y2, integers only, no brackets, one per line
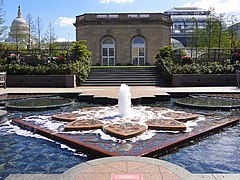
3,0,240,41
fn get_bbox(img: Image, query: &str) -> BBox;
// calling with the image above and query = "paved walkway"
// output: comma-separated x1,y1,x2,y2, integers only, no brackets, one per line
6,156,240,180
0,86,239,99
2,86,240,180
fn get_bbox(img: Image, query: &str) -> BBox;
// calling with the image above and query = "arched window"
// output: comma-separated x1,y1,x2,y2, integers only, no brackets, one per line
132,37,145,66
101,37,115,66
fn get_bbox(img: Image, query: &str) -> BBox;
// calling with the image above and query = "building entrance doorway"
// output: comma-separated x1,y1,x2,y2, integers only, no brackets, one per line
132,37,145,66
102,38,115,66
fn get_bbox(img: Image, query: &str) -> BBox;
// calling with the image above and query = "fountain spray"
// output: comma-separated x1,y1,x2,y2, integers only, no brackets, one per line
118,84,132,117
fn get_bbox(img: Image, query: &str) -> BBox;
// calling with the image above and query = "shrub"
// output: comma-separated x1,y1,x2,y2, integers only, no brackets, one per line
168,61,236,74
231,52,240,62
180,56,193,65
0,41,92,86
156,46,173,59
70,41,92,85
156,52,238,75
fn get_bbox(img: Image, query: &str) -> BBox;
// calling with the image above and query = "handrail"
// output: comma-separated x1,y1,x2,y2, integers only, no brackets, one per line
156,53,172,83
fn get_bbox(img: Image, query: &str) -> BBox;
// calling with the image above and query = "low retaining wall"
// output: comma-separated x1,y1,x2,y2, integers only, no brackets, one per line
6,75,76,88
172,74,236,86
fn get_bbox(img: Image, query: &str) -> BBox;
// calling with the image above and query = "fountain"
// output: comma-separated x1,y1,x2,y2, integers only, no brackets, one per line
118,84,132,117
10,85,239,158
1,89,240,178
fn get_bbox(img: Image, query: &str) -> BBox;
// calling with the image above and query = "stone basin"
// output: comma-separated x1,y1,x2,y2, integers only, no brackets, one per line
103,123,148,139
64,119,103,131
146,119,186,132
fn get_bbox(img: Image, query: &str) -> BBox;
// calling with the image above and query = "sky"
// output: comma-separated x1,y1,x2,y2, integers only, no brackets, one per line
2,0,240,42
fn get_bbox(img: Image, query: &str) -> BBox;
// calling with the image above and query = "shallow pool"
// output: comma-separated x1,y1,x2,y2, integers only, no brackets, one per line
160,122,240,173
0,100,239,179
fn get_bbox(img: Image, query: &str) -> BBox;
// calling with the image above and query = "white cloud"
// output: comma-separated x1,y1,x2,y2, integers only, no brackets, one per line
55,17,75,27
57,38,74,42
99,0,134,3
184,0,240,23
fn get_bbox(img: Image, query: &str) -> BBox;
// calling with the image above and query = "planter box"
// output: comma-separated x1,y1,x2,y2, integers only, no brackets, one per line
7,75,76,88
172,74,236,87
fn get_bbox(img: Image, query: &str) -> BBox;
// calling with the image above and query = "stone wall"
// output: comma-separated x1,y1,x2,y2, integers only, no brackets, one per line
172,74,236,86
7,75,76,88
75,13,172,65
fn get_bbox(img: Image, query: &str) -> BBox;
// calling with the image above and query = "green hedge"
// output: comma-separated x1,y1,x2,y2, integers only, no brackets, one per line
0,41,92,86
0,63,72,75
165,59,240,74
156,46,240,75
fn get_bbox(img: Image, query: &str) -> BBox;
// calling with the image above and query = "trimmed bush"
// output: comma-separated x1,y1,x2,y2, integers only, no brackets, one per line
155,46,240,75
0,41,92,86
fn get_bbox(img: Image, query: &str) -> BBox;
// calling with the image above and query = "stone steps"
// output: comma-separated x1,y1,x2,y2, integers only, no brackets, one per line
81,67,167,86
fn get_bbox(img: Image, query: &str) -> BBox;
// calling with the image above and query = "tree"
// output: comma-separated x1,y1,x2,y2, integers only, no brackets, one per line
188,17,199,58
195,8,231,49
44,23,56,56
0,1,7,41
25,13,36,50
227,15,239,48
70,41,92,85
36,16,43,52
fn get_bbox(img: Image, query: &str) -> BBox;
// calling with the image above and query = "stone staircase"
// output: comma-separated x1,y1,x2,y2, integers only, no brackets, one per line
81,67,168,86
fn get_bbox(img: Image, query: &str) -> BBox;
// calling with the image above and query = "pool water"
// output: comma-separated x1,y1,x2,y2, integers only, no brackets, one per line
0,100,239,179
175,96,240,109
0,133,89,179
160,122,240,174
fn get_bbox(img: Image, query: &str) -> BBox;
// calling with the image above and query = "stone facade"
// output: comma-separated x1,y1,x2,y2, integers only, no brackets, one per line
74,13,172,66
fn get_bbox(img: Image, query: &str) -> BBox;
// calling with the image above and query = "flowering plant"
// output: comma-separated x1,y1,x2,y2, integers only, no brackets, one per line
57,55,65,60
10,53,17,57
7,53,18,62
231,52,240,61
180,56,192,64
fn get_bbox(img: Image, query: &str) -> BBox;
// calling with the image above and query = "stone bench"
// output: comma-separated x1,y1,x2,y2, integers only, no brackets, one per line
0,72,6,89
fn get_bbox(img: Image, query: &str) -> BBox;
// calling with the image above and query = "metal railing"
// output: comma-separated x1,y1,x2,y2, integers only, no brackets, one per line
173,48,240,62
155,53,172,83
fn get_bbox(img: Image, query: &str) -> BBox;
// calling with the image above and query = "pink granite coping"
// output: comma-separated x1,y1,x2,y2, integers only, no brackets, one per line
6,156,240,180
74,160,180,180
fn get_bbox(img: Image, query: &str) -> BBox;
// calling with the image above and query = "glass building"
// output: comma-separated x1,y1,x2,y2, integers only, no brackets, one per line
164,7,210,47
229,22,240,39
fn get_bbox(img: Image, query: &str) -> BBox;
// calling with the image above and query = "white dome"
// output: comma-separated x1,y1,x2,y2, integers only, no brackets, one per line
11,17,28,27
11,6,28,27
7,6,30,43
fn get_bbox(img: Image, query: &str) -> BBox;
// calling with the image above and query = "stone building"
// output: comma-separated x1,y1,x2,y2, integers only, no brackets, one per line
6,6,30,45
74,13,172,66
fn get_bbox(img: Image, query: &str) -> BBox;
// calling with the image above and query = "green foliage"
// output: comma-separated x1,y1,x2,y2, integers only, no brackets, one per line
0,40,92,86
1,63,72,75
156,48,239,75
70,41,92,85
192,13,231,48
156,46,173,59
179,56,193,65
70,40,92,60
165,60,238,74
0,3,7,40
